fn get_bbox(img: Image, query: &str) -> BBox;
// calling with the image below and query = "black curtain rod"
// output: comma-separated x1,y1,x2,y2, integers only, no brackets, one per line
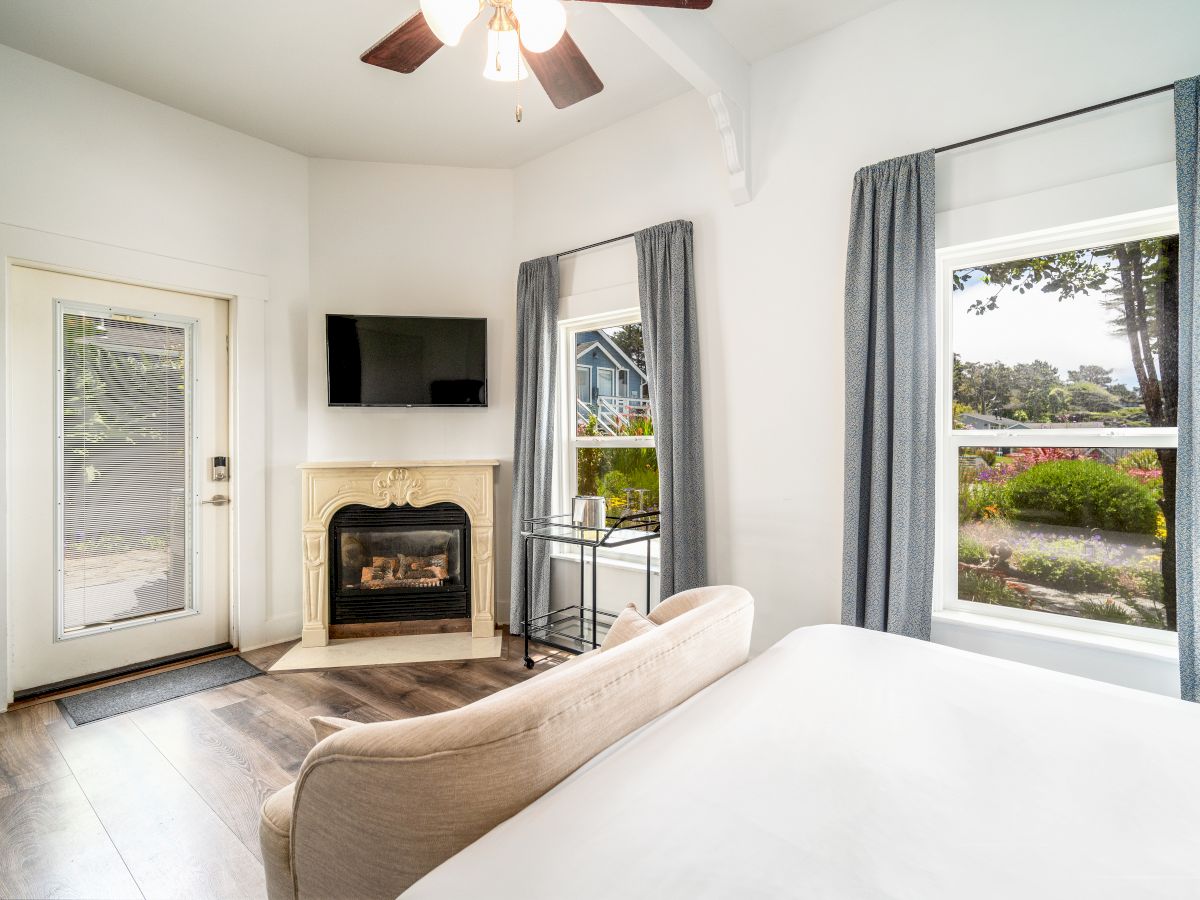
556,84,1176,251
935,82,1176,154
557,231,638,259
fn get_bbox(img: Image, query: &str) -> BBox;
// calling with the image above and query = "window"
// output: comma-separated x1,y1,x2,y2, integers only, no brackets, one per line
596,366,615,400
576,364,591,406
937,214,1179,641
559,313,658,560
58,302,196,636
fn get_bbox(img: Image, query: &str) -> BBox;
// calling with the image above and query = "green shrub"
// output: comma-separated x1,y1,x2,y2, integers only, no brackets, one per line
958,570,1028,608
1004,460,1158,535
1012,547,1120,593
1076,599,1135,625
1116,448,1161,473
1012,540,1162,599
959,480,1012,523
958,535,989,565
1125,598,1167,629
1132,568,1164,605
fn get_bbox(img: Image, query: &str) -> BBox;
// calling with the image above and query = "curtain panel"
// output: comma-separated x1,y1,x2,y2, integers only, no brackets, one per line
1176,75,1200,700
635,220,708,599
841,151,937,640
510,256,560,634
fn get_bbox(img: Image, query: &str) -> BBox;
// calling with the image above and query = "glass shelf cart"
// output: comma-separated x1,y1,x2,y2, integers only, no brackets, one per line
520,509,661,669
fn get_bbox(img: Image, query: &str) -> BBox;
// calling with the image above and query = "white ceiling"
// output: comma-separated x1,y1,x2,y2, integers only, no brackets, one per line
0,0,893,168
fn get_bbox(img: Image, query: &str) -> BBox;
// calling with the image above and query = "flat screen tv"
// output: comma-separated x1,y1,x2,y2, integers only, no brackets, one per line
326,314,487,408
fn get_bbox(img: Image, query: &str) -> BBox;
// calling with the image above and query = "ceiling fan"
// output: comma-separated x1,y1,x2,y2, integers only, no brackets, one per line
361,0,714,114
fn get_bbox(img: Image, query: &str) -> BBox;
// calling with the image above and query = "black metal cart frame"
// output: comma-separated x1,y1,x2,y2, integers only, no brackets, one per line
521,510,661,669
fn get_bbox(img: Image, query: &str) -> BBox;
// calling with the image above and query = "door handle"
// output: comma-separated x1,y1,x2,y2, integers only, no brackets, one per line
202,494,231,506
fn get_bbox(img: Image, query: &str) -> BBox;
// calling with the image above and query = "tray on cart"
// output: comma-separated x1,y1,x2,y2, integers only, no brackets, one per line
524,606,619,655
521,509,661,547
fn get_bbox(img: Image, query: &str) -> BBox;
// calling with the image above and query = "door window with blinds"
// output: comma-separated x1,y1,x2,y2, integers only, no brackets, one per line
57,302,198,637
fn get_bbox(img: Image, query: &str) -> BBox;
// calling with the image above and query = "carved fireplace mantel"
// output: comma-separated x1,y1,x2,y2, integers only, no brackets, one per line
299,460,500,648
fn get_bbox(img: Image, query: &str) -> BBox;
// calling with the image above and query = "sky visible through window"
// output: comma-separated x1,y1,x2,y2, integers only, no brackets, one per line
952,237,1178,429
955,268,1140,389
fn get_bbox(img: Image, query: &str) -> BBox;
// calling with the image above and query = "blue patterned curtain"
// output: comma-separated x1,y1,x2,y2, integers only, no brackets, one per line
841,151,937,640
635,220,707,599
510,257,560,633
1175,76,1200,700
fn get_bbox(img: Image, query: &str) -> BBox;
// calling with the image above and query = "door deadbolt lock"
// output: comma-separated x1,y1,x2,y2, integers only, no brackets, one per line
210,456,229,482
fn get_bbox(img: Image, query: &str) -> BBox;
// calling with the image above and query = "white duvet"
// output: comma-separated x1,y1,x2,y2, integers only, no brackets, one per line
405,624,1200,899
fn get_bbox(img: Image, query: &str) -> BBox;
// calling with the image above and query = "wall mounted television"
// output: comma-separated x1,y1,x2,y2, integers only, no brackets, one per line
326,314,488,408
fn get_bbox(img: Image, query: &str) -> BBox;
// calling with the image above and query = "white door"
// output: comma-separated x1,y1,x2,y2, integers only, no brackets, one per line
9,266,230,692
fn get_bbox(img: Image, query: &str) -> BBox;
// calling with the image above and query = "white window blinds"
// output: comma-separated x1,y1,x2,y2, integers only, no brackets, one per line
60,307,193,633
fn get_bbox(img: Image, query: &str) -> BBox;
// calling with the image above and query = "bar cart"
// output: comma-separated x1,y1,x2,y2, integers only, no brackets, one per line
520,509,661,669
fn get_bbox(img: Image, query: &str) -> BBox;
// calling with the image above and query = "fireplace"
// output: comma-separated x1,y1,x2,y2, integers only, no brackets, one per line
329,502,471,625
300,461,497,648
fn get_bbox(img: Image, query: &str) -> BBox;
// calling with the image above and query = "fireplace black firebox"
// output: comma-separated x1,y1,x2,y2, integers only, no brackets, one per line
329,502,471,624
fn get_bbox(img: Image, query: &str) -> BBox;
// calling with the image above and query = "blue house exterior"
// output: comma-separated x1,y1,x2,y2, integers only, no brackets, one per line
574,330,648,410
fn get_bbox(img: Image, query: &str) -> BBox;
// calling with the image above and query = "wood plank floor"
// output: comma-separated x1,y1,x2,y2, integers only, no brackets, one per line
0,634,561,900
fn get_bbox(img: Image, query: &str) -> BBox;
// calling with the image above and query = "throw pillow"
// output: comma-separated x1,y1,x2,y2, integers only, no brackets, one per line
599,603,655,651
310,716,361,742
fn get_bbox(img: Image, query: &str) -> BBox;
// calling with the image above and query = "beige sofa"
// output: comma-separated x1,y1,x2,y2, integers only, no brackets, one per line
259,585,754,900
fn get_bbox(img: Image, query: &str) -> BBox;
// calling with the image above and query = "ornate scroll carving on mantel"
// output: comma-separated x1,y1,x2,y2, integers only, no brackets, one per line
299,461,500,648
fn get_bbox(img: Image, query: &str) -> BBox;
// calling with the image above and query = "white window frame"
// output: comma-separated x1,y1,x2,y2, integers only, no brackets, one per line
55,299,202,640
934,207,1179,647
557,308,658,568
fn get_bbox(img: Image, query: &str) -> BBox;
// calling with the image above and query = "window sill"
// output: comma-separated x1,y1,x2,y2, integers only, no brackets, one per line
932,609,1178,662
550,550,660,576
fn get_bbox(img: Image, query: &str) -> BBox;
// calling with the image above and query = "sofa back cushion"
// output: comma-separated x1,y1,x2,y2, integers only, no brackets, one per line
289,585,753,899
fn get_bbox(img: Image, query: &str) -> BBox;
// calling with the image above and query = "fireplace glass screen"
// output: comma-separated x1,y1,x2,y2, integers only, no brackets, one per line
329,502,472,624
339,528,463,592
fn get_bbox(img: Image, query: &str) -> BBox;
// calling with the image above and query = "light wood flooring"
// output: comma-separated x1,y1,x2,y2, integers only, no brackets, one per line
0,635,558,900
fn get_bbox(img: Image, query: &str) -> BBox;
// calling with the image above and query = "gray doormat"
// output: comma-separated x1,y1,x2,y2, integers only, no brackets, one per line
57,655,264,726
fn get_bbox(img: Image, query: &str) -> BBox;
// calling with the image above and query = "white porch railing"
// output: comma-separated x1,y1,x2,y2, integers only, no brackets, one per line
577,396,652,435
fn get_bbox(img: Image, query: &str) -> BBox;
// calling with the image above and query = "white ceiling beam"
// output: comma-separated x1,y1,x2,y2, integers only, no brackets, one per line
606,5,752,205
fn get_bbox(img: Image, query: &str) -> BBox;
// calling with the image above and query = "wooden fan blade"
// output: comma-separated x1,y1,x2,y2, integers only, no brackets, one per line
572,0,712,8
361,12,443,74
524,33,604,109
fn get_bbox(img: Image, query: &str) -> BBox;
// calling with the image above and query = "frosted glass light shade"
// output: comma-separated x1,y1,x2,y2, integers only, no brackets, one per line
483,28,528,82
420,0,480,46
513,0,567,53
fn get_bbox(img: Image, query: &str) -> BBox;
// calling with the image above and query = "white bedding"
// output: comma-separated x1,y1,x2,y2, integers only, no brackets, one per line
404,625,1200,899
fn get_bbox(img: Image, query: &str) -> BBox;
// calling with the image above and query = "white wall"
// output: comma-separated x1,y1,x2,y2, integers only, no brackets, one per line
0,45,310,689
512,0,1200,678
937,92,1178,246
306,159,517,618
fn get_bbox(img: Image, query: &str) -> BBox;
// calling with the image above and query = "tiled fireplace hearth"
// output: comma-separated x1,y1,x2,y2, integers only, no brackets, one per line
299,460,499,649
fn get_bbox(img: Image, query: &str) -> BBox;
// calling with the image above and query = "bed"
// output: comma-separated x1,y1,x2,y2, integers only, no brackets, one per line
403,624,1200,899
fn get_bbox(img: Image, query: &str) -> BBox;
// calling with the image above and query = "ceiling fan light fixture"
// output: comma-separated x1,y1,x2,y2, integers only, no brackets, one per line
483,10,528,83
512,0,567,53
419,0,481,47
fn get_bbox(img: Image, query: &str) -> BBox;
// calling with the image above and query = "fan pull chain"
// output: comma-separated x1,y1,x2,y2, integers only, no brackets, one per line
515,23,524,124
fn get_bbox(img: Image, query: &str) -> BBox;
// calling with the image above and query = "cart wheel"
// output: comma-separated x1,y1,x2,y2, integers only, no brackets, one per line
523,657,535,669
